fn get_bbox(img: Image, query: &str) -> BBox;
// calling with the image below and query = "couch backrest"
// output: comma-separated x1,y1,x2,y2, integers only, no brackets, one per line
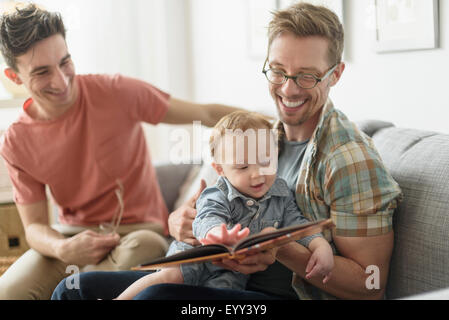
154,162,198,212
359,121,449,299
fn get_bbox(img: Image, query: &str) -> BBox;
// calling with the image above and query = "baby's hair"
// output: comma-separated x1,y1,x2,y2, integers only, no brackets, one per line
209,111,273,159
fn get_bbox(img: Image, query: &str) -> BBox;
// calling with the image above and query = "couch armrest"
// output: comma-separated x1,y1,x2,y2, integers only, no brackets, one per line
154,162,198,212
355,120,395,137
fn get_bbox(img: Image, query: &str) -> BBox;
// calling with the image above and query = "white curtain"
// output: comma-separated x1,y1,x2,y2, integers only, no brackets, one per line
36,0,172,89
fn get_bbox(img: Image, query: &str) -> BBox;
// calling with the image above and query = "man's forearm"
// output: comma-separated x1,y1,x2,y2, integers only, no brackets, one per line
201,104,243,127
276,242,384,300
25,223,66,259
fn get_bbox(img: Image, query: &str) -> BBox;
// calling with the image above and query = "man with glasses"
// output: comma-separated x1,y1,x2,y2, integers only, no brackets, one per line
53,2,402,300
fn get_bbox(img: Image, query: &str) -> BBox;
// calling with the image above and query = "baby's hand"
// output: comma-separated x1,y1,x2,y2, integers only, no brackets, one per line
305,240,334,284
200,224,250,246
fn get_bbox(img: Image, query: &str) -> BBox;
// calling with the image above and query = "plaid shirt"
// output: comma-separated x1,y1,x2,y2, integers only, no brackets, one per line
276,99,403,300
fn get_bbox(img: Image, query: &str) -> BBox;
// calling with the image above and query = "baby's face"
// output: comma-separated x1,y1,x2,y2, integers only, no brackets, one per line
213,128,278,199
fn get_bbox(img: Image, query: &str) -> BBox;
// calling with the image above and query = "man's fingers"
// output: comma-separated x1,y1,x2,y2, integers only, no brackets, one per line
214,250,276,275
181,206,198,220
188,179,207,207
95,235,120,250
219,258,268,275
183,237,201,246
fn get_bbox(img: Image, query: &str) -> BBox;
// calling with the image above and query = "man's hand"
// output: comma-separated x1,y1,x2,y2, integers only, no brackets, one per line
56,230,120,266
168,179,206,246
212,227,277,274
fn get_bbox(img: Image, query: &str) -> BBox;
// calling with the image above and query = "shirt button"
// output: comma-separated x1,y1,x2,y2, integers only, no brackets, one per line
274,222,279,228
246,200,255,206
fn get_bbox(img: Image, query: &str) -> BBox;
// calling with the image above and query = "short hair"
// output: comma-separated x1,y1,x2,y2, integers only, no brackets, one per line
267,2,344,66
0,3,66,70
209,111,274,159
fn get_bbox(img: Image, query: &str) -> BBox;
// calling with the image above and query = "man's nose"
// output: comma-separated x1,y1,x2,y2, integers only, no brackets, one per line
51,67,69,90
279,78,302,96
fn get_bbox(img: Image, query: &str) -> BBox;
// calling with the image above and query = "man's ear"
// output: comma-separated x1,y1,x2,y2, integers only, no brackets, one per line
4,68,23,85
211,162,225,177
329,62,345,87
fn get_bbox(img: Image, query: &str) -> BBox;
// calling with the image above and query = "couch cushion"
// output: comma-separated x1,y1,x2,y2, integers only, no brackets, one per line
154,162,199,212
173,164,219,210
369,126,449,299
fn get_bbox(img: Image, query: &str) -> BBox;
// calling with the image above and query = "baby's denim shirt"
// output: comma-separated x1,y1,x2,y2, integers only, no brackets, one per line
193,176,321,248
165,176,322,290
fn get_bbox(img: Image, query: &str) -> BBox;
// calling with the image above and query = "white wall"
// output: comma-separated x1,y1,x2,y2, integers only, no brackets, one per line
332,0,449,133
188,0,449,134
189,0,274,115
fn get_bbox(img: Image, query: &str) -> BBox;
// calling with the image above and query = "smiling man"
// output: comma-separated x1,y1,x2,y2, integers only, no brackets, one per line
254,3,403,299
0,3,240,299
5,35,78,120
122,2,403,300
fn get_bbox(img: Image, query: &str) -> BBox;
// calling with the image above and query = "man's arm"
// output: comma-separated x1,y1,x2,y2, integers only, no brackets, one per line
168,179,206,246
16,200,119,266
162,97,243,127
276,230,394,300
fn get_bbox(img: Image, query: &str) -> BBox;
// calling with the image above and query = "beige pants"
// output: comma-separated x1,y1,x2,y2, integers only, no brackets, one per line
0,223,169,300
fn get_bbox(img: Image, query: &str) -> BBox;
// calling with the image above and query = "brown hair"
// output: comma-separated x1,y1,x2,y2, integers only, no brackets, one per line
0,3,66,70
209,111,274,159
267,2,344,66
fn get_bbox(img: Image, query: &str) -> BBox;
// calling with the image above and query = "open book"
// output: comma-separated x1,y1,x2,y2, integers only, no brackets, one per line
132,218,335,271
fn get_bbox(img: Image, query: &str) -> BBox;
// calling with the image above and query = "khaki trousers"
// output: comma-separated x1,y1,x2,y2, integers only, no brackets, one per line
0,223,169,300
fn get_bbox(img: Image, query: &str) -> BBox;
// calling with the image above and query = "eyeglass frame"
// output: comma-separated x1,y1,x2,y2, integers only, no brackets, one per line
99,179,124,235
262,58,338,89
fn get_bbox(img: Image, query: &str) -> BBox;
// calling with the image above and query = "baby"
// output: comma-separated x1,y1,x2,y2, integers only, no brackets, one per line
115,111,333,299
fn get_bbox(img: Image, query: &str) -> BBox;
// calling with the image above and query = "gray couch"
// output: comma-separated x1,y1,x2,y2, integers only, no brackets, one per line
154,120,449,299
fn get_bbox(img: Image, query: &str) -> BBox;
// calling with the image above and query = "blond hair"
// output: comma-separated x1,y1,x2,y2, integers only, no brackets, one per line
267,2,344,66
209,111,273,159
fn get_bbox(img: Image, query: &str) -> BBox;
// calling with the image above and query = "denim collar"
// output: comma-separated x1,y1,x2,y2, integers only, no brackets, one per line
216,176,291,204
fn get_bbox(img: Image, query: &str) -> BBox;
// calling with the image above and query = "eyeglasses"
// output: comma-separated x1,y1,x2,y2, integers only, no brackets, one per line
99,179,124,235
262,59,338,89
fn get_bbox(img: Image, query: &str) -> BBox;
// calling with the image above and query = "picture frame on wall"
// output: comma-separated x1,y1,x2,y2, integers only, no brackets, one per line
374,0,439,53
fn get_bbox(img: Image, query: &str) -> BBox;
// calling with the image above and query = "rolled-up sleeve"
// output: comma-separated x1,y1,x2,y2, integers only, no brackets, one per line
323,141,403,237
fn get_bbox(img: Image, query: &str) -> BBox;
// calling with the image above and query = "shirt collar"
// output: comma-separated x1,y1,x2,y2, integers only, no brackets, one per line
216,176,291,204
275,98,335,144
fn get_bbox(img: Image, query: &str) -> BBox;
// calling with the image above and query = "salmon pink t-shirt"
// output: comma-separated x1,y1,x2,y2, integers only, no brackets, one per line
0,74,170,233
